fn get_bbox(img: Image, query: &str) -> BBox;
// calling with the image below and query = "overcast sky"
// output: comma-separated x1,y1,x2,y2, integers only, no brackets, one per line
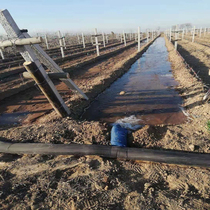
0,0,209,35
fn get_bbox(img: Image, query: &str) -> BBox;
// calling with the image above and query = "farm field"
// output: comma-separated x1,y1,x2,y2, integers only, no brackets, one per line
183,33,210,47
0,3,210,208
0,32,210,209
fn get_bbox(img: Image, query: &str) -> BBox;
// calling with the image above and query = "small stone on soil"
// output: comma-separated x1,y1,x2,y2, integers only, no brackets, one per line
119,91,125,95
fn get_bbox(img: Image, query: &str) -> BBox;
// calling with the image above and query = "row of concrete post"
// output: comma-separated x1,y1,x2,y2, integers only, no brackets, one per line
165,27,210,40
0,28,159,60
165,26,210,51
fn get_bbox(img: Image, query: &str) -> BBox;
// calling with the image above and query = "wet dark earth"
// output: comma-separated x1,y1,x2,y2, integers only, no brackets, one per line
0,112,29,125
82,37,186,125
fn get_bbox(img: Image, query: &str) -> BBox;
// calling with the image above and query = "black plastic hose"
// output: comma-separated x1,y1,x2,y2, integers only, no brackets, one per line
0,141,210,168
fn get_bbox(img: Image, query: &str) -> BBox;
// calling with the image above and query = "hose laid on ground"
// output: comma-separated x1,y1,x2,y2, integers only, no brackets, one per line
0,141,210,168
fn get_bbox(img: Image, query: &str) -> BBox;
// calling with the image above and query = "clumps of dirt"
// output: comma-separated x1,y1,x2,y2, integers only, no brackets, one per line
147,125,168,141
0,118,110,145
1,153,210,209
128,125,167,149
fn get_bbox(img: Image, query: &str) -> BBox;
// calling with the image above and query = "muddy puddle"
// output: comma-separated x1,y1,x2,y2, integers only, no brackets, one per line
0,112,29,125
82,37,186,125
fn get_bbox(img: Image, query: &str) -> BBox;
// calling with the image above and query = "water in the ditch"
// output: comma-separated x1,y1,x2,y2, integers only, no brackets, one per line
82,37,186,126
0,112,29,126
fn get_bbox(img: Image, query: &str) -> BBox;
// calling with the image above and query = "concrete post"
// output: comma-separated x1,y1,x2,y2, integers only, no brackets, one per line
169,28,172,42
120,33,123,43
118,33,121,42
182,29,184,40
0,49,4,59
106,34,108,44
174,26,178,50
94,28,100,56
204,27,206,37
123,30,126,46
58,31,65,58
77,34,81,44
102,32,106,47
192,26,195,42
174,41,177,51
62,33,66,49
82,33,85,48
24,61,70,117
45,34,49,49
138,26,141,52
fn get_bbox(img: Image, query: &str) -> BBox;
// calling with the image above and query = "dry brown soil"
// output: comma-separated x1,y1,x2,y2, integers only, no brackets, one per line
183,33,210,47
175,39,210,85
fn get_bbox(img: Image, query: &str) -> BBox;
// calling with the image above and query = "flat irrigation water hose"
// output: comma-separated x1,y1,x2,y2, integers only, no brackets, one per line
0,141,210,168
